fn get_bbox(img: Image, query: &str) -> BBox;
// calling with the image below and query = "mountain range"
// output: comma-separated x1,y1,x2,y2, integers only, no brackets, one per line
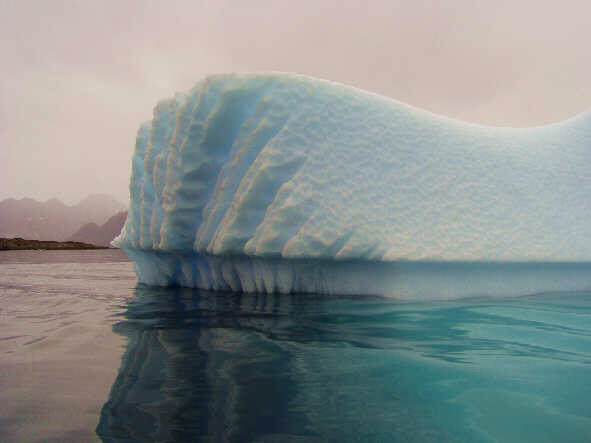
67,211,128,247
0,194,127,244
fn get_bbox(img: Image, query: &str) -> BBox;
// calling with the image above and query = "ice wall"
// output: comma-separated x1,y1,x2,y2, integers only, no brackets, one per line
114,73,591,297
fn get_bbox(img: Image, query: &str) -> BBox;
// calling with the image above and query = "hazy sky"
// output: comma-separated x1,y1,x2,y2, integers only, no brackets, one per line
1,0,590,205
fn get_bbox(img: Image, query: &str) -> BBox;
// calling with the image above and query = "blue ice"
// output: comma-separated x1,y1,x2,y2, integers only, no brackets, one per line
114,73,591,299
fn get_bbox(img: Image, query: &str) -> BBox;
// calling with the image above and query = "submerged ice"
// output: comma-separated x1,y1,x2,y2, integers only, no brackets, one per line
114,73,591,297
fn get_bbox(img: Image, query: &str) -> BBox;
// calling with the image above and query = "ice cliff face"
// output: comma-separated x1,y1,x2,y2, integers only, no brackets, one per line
114,73,591,296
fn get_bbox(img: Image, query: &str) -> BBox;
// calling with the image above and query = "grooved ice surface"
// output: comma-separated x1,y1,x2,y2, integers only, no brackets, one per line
114,73,591,297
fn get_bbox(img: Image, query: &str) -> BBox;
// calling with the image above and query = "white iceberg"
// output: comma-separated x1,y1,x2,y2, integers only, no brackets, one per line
114,73,591,299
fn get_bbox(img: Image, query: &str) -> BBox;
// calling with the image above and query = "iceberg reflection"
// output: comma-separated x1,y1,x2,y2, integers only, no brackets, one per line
97,285,591,442
96,285,314,442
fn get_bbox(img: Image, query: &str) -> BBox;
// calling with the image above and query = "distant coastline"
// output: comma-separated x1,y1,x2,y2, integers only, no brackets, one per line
0,194,126,245
0,237,108,250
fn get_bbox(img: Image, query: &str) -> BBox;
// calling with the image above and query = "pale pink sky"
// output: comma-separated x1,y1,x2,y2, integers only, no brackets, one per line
1,0,590,204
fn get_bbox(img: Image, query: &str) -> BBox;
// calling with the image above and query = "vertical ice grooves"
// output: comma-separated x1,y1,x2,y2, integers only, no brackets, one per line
213,151,306,256
151,95,187,248
196,104,290,252
157,79,224,250
113,123,150,248
158,77,272,251
120,249,591,299
139,101,173,249
161,86,202,217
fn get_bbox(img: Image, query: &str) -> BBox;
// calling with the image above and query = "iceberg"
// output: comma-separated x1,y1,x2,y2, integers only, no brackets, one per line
114,73,591,299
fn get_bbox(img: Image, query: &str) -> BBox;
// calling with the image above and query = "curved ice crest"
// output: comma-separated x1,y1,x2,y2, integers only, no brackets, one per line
114,73,591,297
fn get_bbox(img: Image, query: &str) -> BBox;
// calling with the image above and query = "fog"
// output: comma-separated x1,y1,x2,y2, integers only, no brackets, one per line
1,0,589,204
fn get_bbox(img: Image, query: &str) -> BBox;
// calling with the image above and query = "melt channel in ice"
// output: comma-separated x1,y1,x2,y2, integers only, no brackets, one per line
113,72,591,300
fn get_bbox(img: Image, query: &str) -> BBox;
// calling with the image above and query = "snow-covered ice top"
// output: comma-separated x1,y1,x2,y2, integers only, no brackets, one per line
114,73,591,262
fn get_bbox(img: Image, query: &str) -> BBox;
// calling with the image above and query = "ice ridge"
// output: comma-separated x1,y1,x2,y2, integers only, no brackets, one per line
114,73,591,297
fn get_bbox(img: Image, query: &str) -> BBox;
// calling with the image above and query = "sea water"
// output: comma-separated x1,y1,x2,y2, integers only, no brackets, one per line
1,250,591,442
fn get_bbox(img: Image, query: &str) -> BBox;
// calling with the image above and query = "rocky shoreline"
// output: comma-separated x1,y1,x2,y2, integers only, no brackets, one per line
0,237,108,250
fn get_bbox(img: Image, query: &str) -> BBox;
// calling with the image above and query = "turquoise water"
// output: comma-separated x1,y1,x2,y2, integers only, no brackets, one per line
2,251,591,441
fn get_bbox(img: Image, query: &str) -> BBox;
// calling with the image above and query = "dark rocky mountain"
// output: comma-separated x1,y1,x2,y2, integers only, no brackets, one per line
0,194,126,241
67,211,128,247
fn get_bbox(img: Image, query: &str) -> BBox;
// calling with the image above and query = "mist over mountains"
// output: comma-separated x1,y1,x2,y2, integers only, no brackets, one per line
0,194,127,243
67,211,128,247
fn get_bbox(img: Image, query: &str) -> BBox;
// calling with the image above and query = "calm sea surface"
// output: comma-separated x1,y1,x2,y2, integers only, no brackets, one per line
1,250,591,442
